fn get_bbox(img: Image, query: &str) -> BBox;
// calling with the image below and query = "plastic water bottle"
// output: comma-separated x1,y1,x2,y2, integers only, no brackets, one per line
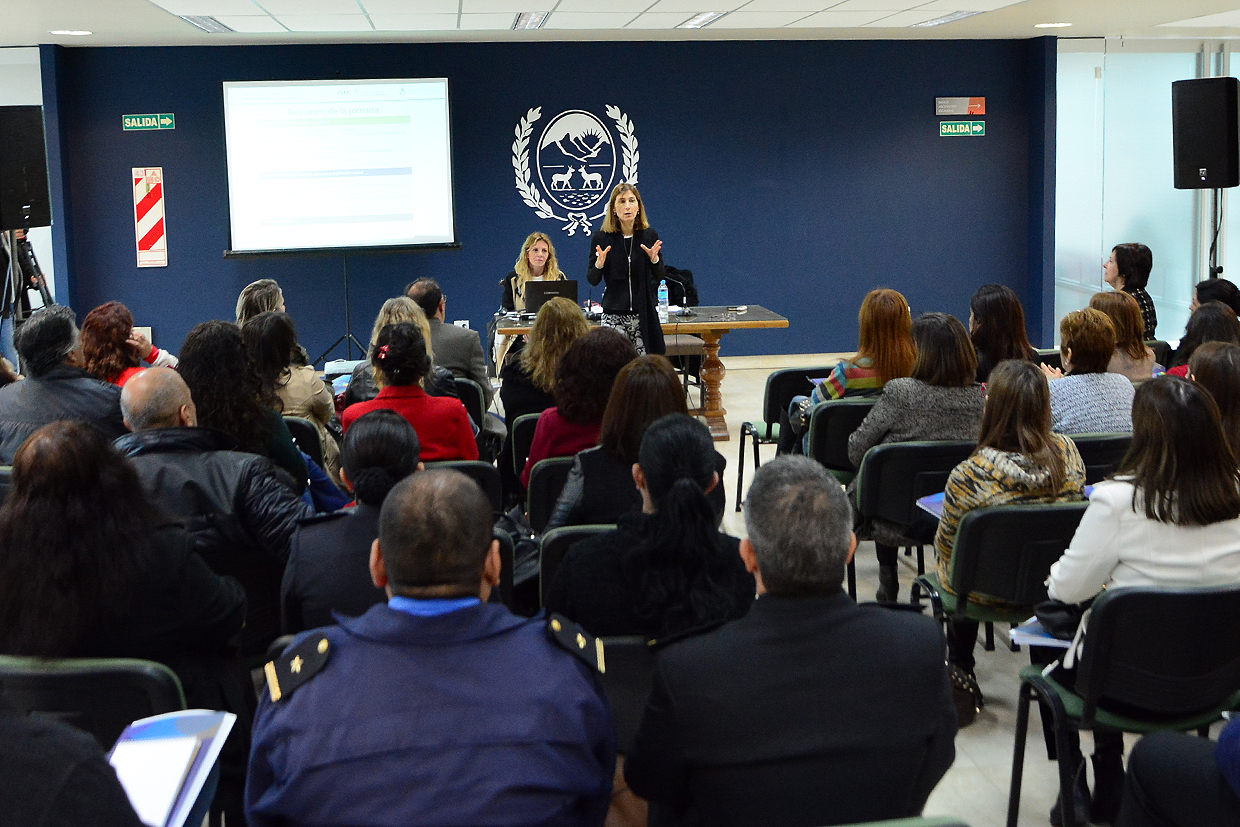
657,280,669,322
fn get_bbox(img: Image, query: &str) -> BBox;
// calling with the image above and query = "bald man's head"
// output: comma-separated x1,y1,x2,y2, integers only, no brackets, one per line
121,367,197,432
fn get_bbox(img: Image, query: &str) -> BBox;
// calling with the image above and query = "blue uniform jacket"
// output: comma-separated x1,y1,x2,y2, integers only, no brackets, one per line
246,602,616,827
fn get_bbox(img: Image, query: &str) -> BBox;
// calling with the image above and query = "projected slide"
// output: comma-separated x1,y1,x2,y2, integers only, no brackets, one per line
223,79,455,252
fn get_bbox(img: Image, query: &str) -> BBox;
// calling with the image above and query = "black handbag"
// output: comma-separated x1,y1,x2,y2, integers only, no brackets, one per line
1034,598,1093,640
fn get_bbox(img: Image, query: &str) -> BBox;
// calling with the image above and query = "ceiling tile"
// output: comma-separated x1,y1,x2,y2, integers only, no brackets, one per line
213,14,287,31
274,14,376,30
915,0,1023,9
557,0,653,12
542,11,639,26
785,9,883,25
707,10,810,26
1160,10,1240,26
361,0,457,10
865,8,945,24
825,0,920,9
147,0,265,13
369,12,461,27
458,12,517,27
626,11,695,25
740,0,847,13
259,0,360,12
646,0,748,12
460,0,534,13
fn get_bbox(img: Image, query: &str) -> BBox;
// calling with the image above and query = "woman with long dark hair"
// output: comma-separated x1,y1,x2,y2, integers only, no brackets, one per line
847,312,986,602
179,320,307,487
1044,376,1240,824
933,360,1085,714
1167,301,1240,376
586,183,667,355
80,300,178,386
1190,341,1240,456
341,322,478,462
1103,242,1157,339
282,409,423,633
545,413,754,638
968,284,1037,383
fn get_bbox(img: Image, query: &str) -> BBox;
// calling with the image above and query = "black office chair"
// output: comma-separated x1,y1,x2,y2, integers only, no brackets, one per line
510,412,542,478
425,460,503,515
0,465,11,506
806,397,877,485
911,502,1088,653
454,377,486,426
1147,339,1172,366
842,819,972,827
492,528,514,607
1007,585,1240,827
539,524,614,608
735,365,837,511
597,635,656,754
0,655,186,749
1068,432,1131,485
283,415,325,470
526,456,575,533
855,440,976,575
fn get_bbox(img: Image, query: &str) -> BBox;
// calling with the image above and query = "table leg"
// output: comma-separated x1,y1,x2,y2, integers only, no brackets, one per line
698,330,729,441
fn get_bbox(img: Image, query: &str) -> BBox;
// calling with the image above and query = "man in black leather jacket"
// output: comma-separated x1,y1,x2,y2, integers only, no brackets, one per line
0,304,126,462
115,367,314,660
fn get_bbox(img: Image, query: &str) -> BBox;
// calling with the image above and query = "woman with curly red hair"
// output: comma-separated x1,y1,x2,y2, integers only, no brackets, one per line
81,300,177,386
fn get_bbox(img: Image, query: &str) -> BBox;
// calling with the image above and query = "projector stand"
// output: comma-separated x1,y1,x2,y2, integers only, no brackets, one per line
312,253,366,366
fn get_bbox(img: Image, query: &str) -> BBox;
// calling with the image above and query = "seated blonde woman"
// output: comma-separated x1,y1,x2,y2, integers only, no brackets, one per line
343,297,457,408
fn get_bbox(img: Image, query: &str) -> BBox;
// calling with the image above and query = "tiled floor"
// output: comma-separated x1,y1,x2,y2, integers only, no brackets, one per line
713,353,1109,827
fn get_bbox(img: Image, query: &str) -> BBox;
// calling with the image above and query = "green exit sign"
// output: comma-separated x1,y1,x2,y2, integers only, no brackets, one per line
940,120,985,137
123,113,175,131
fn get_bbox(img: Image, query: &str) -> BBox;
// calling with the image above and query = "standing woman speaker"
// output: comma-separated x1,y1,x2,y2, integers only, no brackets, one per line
586,183,666,356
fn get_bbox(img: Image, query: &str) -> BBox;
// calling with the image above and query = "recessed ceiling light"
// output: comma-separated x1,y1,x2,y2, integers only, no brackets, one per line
912,10,982,27
48,30,92,36
512,12,548,29
1034,22,1073,28
179,16,234,33
678,11,727,28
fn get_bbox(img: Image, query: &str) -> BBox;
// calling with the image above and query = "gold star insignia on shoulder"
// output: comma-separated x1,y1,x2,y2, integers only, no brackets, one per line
263,633,331,702
546,613,605,673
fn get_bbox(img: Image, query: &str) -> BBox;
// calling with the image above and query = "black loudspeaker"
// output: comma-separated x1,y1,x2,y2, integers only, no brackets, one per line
0,106,52,230
1172,77,1240,190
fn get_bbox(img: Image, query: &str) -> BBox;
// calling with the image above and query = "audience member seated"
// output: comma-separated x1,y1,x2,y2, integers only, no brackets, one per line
406,277,494,409
81,300,178,387
282,410,423,633
341,322,478,462
1167,300,1240,376
0,694,144,827
236,278,286,327
847,312,986,602
1117,716,1240,827
1089,290,1160,382
520,326,636,489
546,355,725,533
546,413,753,638
1042,376,1240,825
243,311,342,483
499,297,589,501
179,320,307,488
1104,242,1157,339
246,469,614,826
116,368,313,660
0,420,249,822
1190,341,1240,457
496,230,567,370
625,455,956,826
1191,276,1240,317
933,360,1085,715
786,286,915,452
0,305,126,463
969,283,1038,383
342,297,457,407
1043,308,1134,433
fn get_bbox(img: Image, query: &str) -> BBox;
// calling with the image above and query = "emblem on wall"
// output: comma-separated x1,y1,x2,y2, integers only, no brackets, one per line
513,105,639,236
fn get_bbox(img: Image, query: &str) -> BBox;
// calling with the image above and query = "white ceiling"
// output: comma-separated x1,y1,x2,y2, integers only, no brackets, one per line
6,0,1240,45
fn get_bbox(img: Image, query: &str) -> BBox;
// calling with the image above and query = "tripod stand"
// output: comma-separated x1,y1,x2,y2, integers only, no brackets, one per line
1,229,54,372
312,253,366,366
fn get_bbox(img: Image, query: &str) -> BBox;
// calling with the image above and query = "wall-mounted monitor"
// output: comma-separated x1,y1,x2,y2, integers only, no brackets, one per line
222,78,455,254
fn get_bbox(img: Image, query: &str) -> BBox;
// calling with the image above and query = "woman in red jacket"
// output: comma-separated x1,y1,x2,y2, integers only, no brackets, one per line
342,322,478,462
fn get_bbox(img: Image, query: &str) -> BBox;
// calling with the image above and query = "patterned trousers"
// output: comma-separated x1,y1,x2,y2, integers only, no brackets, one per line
601,313,645,355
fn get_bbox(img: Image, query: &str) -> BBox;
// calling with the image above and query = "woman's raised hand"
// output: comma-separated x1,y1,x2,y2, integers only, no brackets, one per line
595,245,611,268
640,239,662,264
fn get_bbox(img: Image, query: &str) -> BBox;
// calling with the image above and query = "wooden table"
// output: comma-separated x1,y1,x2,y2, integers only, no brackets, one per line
498,304,788,441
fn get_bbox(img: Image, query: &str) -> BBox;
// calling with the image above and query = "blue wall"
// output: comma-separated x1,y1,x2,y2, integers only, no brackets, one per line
40,37,1055,361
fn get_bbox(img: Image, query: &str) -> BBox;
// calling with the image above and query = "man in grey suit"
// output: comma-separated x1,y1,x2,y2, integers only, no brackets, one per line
625,455,957,827
405,277,493,408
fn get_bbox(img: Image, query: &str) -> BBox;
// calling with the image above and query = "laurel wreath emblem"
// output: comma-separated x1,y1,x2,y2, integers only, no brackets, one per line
512,105,639,236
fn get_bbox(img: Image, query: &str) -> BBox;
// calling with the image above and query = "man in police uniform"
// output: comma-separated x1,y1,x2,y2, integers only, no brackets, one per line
246,469,615,827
